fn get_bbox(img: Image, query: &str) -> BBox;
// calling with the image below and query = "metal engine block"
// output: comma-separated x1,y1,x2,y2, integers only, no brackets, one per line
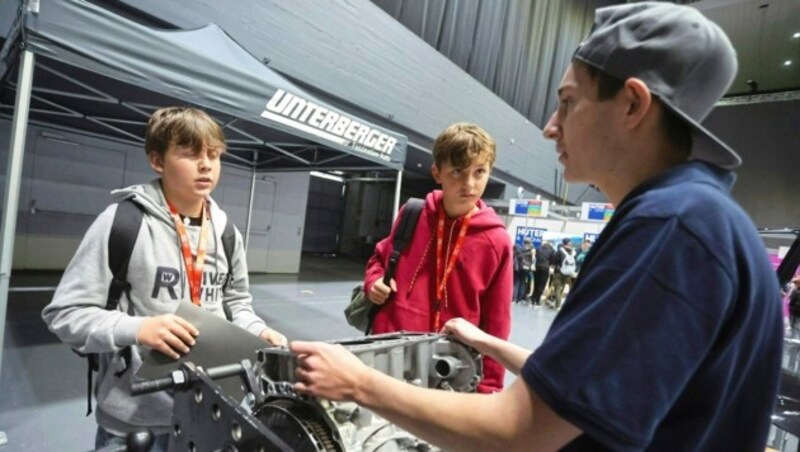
134,332,482,451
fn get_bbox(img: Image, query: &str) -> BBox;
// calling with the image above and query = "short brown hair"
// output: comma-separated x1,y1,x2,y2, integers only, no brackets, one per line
145,107,225,157
432,123,496,169
575,61,691,155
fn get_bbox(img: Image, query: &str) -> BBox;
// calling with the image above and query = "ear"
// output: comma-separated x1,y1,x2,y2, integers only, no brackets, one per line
620,77,653,130
148,151,165,174
431,163,443,184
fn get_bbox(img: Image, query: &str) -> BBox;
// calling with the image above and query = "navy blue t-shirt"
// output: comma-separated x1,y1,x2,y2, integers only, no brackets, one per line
522,162,782,451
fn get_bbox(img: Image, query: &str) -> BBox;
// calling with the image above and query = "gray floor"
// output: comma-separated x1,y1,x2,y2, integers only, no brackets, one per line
0,255,557,451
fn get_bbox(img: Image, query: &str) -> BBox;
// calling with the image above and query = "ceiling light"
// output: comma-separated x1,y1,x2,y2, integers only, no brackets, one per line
309,171,344,183
794,32,800,38
785,60,793,66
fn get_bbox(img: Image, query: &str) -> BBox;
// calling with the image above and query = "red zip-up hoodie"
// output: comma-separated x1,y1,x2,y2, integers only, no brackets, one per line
364,190,513,393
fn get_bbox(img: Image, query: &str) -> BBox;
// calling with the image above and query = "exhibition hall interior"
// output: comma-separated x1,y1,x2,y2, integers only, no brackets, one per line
0,0,798,450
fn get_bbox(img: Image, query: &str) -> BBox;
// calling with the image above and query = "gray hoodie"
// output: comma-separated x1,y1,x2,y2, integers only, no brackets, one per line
42,180,269,435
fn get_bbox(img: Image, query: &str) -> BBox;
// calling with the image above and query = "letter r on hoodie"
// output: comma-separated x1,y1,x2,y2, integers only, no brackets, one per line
152,266,179,300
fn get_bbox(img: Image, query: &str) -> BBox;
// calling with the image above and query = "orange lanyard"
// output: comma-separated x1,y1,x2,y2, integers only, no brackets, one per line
433,203,473,330
167,201,209,306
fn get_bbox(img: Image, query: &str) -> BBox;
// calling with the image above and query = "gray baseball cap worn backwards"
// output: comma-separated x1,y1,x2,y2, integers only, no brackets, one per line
573,2,742,169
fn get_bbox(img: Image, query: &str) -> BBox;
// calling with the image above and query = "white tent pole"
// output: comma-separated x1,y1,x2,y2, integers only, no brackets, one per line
244,168,257,251
392,169,403,222
0,49,36,447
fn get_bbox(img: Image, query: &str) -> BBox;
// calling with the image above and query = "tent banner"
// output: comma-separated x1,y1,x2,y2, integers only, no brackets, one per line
262,89,400,164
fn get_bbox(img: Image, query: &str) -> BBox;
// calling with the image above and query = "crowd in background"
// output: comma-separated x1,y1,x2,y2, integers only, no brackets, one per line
513,237,592,309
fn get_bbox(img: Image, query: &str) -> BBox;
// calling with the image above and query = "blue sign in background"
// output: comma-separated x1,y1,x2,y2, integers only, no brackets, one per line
515,226,546,248
512,199,544,217
583,232,599,243
514,201,529,215
586,203,614,222
587,205,605,221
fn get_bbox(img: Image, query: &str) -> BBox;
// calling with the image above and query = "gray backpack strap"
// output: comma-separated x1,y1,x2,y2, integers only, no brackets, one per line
221,218,236,287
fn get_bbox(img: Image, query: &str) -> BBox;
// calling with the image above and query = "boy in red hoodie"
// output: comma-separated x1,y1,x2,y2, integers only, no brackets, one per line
364,122,513,393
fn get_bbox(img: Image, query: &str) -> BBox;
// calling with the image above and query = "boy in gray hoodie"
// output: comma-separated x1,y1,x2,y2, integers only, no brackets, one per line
42,106,286,450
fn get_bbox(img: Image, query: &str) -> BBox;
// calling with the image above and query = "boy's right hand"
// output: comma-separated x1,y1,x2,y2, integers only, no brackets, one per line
367,276,396,305
137,314,199,360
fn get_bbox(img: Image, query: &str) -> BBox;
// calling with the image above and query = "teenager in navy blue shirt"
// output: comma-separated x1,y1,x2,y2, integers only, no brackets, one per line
288,3,783,451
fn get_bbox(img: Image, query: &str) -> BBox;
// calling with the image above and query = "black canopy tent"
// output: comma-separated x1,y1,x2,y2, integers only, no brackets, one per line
0,0,408,171
0,0,409,417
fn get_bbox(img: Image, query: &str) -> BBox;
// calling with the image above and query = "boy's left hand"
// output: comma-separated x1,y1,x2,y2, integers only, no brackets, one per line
260,328,288,346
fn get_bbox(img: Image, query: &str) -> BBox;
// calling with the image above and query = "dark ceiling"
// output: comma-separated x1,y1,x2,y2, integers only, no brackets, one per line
693,0,800,96
0,0,795,203
372,0,799,124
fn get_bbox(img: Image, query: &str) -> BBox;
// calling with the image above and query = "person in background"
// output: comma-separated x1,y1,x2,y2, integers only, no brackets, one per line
42,107,286,451
549,238,576,309
575,239,593,273
788,276,800,333
364,123,513,393
531,239,555,306
512,241,523,302
289,3,782,450
514,237,535,304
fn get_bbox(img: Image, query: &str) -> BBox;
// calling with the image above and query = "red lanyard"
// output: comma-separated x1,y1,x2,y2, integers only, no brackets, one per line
433,203,473,330
167,201,209,306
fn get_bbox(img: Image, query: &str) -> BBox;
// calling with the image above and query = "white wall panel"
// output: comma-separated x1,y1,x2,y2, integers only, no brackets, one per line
262,172,309,273
241,174,277,273
0,119,311,273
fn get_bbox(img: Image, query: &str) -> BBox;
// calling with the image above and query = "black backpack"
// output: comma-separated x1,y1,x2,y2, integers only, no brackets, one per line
78,198,236,415
365,198,424,334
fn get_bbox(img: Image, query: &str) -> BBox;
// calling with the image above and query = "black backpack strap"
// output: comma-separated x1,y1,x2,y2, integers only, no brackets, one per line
383,198,424,285
221,218,236,321
85,359,94,416
81,199,143,416
107,199,144,311
107,200,143,378
72,347,100,416
366,198,424,334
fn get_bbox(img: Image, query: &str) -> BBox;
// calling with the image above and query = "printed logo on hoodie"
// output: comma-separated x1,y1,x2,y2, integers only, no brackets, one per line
152,266,179,299
151,267,229,304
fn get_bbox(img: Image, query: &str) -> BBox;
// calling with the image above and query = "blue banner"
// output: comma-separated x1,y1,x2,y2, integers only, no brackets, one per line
515,226,546,248
585,203,615,222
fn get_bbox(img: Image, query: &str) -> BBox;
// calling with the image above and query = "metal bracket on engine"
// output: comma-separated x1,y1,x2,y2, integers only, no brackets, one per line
144,332,482,452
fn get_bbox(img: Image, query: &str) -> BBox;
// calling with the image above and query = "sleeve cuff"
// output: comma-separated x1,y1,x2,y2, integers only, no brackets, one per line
113,315,145,348
247,322,269,338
